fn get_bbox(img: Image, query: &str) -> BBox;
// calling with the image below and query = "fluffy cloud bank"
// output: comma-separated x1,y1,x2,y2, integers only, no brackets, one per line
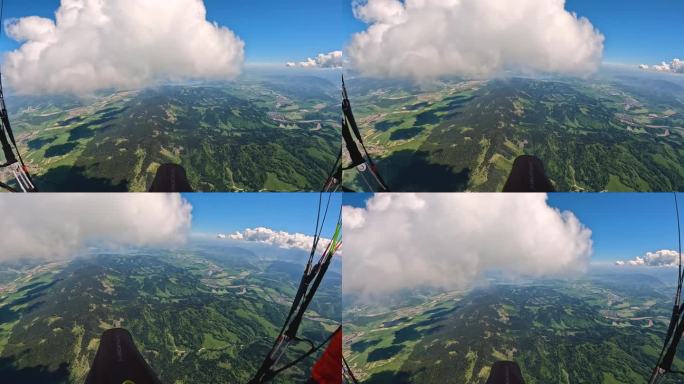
615,250,680,267
4,0,245,95
343,194,593,297
347,0,604,81
639,59,684,74
286,51,343,69
0,194,192,262
227,227,331,252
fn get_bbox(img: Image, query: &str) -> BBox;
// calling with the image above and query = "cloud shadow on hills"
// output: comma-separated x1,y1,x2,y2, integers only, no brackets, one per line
365,370,414,384
27,137,56,151
0,356,70,384
33,166,129,192
390,127,424,141
367,345,406,363
44,143,79,158
376,150,470,192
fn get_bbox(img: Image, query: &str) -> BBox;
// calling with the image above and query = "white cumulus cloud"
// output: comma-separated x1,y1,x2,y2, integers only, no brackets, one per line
615,250,680,267
227,227,331,252
0,194,192,262
347,0,605,81
640,59,684,74
343,194,593,298
286,51,343,69
4,0,245,95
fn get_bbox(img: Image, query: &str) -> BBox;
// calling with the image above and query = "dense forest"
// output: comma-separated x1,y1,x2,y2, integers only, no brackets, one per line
344,75,684,192
7,75,340,192
344,273,684,383
0,245,341,383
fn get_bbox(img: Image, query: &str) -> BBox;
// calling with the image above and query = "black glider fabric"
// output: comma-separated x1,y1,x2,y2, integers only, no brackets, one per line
149,164,194,192
503,155,555,193
342,120,365,169
85,328,162,384
486,361,526,384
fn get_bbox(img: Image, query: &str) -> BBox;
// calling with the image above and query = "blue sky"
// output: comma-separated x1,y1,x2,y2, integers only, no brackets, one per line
183,193,342,238
565,0,684,64
2,0,680,65
548,193,681,263
344,193,682,264
0,0,56,52
202,0,345,63
0,0,346,64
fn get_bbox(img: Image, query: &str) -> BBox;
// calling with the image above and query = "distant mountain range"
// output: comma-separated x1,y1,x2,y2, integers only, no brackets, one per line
0,242,341,383
343,71,684,192
6,74,340,192
344,269,682,383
